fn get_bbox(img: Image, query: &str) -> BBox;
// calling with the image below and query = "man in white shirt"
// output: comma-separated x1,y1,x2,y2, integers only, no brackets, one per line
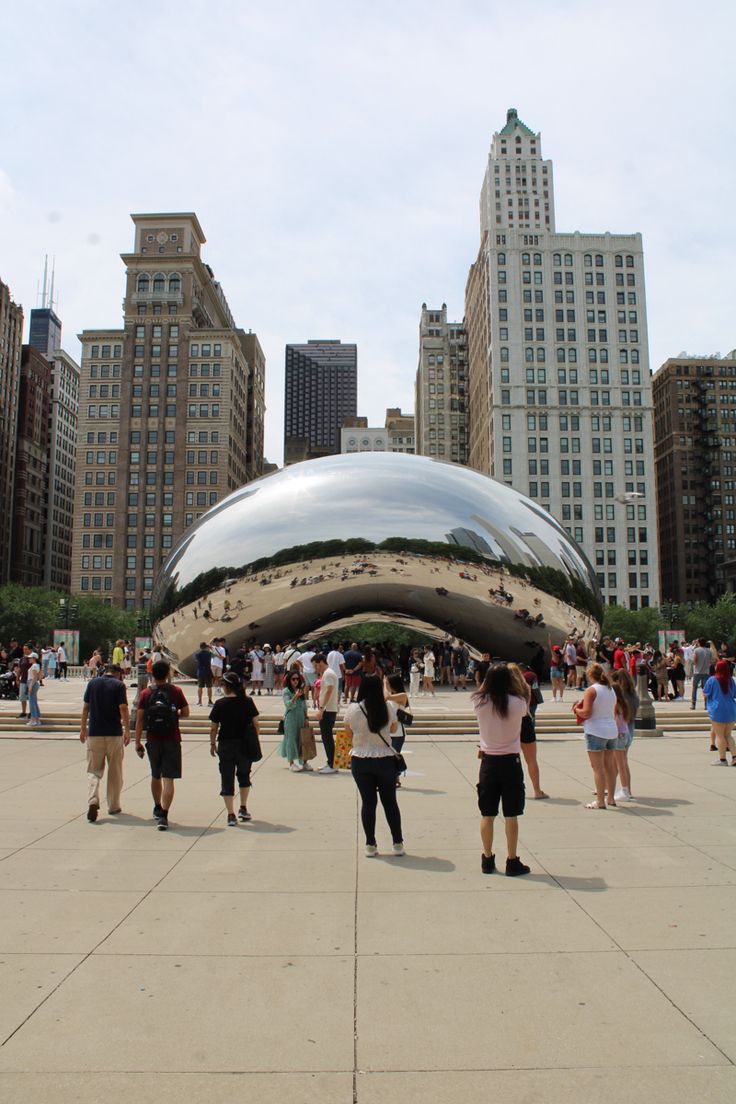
300,644,317,705
326,644,345,702
313,653,338,774
683,641,694,681
57,642,68,680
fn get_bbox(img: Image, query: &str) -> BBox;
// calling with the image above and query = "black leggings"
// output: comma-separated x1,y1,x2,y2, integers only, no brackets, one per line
351,756,403,846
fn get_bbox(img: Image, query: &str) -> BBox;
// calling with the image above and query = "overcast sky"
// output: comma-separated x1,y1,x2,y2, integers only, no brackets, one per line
2,0,734,464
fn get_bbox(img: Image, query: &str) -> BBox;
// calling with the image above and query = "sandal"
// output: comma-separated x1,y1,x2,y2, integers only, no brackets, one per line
585,801,606,809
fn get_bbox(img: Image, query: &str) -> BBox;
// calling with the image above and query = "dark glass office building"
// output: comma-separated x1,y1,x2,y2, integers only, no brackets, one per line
283,340,357,464
29,307,62,357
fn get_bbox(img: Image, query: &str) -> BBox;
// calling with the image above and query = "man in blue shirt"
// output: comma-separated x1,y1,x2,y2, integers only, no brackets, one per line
194,642,214,706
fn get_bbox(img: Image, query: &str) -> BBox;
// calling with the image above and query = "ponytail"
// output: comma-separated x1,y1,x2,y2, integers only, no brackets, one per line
587,662,610,687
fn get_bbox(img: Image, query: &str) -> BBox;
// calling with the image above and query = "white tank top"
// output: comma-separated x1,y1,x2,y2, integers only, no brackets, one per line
583,683,618,740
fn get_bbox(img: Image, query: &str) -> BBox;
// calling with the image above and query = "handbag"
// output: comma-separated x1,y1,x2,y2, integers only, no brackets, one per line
361,706,407,774
532,684,543,706
333,727,353,770
299,723,317,761
277,718,285,735
396,707,413,726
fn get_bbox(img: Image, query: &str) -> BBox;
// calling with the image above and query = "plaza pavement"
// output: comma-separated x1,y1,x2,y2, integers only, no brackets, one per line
0,679,734,1102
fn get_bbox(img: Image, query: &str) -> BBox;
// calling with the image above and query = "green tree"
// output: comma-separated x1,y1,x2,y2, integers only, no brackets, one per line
685,594,736,648
0,585,138,660
601,604,664,646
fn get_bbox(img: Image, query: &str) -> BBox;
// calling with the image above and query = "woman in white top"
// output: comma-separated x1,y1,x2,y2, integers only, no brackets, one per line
343,674,404,856
422,646,436,697
409,649,422,697
572,663,620,809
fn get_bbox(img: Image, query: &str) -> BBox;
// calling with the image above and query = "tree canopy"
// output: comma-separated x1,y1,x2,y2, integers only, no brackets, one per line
0,585,138,659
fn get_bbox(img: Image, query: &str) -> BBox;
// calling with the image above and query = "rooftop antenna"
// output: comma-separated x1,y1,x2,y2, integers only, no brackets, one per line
41,255,48,308
49,257,56,311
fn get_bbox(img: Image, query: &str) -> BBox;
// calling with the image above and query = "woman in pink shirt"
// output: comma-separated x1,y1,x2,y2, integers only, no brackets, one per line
472,664,531,877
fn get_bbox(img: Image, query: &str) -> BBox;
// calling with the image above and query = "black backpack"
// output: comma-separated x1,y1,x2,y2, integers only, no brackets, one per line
145,686,175,736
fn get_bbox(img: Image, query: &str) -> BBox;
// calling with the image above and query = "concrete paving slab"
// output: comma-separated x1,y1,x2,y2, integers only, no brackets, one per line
100,890,355,956
0,818,75,851
356,1068,736,1104
0,848,183,892
632,949,736,1062
530,843,736,888
569,884,736,950
356,850,556,892
0,889,145,953
356,951,728,1070
0,955,354,1072
357,889,617,955
0,1072,355,1104
0,953,84,1044
156,847,357,893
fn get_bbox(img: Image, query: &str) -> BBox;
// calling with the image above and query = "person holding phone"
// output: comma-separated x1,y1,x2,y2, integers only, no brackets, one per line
279,670,308,771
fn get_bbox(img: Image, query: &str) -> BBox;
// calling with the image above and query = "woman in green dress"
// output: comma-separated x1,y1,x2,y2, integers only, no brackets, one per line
279,670,308,771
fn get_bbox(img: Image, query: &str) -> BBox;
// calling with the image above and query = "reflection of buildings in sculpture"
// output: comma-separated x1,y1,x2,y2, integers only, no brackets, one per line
445,527,493,557
509,528,563,572
467,514,524,565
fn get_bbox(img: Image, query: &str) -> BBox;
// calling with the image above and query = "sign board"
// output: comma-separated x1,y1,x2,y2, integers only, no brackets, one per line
53,629,80,665
658,630,685,653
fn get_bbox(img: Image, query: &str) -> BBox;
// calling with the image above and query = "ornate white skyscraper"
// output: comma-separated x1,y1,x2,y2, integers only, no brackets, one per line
466,109,659,610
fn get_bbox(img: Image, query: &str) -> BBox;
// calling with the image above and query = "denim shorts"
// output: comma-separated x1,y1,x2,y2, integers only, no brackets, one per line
18,683,28,702
585,733,618,752
550,667,562,679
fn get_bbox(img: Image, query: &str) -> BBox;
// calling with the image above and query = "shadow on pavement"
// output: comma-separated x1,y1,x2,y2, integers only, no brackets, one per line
373,854,456,872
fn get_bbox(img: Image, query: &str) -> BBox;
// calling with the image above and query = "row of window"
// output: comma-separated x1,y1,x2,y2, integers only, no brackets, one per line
88,345,122,358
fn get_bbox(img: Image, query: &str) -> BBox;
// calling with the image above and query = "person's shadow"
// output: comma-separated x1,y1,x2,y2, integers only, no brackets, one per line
372,854,455,872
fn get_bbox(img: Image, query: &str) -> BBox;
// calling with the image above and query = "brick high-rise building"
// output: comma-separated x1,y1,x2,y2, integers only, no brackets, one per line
71,213,266,609
11,346,51,586
0,279,23,582
653,350,736,604
414,304,469,464
283,340,357,464
44,347,80,590
464,108,659,610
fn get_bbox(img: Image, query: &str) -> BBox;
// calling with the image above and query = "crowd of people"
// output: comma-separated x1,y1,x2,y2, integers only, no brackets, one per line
5,623,733,873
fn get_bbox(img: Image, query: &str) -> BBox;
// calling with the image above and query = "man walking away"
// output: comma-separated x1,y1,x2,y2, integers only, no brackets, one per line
314,653,338,773
135,661,189,830
691,638,712,709
80,663,130,821
57,641,68,680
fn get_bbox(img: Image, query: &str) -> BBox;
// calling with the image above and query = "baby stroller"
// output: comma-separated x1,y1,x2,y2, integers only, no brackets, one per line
0,671,18,699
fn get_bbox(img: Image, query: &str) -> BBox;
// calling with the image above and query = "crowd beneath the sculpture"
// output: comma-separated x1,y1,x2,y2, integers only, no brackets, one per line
5,629,732,873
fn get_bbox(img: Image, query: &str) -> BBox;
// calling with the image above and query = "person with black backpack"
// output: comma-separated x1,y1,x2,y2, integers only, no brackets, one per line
135,660,189,830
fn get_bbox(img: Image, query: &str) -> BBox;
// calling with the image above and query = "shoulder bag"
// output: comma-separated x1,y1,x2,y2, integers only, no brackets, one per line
360,705,407,774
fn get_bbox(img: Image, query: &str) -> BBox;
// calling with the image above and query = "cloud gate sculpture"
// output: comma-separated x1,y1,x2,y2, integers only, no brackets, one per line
152,452,602,674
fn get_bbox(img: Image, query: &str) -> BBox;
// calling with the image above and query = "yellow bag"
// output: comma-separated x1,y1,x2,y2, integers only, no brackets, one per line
333,727,353,770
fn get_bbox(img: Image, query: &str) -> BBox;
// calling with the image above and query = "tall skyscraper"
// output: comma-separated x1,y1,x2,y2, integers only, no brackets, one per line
44,348,80,591
414,304,469,464
465,109,660,610
11,346,51,586
71,213,266,609
653,350,736,604
0,278,24,582
283,340,357,465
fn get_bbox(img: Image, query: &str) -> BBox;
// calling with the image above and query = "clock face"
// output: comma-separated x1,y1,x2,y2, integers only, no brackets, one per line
156,231,168,244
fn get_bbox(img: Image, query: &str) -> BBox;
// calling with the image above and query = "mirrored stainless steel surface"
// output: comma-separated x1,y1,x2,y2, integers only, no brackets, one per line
152,452,602,673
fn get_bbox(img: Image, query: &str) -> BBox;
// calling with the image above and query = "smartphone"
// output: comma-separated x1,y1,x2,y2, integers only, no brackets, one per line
136,745,145,759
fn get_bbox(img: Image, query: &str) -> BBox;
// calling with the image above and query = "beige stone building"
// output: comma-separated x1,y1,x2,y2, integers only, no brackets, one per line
71,213,265,610
340,409,415,454
414,304,469,464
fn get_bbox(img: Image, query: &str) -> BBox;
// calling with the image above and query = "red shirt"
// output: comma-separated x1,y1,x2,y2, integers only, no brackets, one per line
138,684,188,742
613,648,627,670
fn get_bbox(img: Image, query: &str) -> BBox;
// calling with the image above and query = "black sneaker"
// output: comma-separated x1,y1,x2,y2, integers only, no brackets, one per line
87,804,98,823
506,856,530,877
481,853,496,874
157,812,168,831
238,806,252,822
153,804,164,821
227,813,238,827
710,744,717,751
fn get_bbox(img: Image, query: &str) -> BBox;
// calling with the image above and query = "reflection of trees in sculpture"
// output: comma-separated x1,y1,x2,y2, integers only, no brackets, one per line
153,535,602,624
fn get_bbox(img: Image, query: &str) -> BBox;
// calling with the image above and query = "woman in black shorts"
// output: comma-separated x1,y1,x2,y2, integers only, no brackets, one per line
209,671,262,826
509,663,548,800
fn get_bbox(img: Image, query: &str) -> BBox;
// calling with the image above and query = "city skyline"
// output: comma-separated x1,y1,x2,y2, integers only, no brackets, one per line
1,1,734,465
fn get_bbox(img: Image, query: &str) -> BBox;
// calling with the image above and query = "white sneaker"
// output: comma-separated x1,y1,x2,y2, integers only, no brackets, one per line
318,765,338,774
301,761,314,771
614,788,631,802
365,844,378,857
392,842,405,856
289,762,303,772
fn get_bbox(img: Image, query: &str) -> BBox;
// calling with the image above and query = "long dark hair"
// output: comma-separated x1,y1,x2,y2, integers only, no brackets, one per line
357,674,389,732
472,663,513,718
